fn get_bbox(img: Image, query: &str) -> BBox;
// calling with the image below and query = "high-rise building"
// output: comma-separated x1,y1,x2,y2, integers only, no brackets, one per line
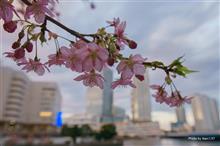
27,82,62,124
0,67,62,126
191,94,220,131
209,99,220,129
86,68,126,123
175,106,186,123
86,87,102,116
101,67,113,122
0,67,30,123
131,70,151,122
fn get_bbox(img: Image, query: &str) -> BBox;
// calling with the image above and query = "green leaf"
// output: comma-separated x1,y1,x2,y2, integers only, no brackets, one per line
169,56,184,68
179,66,197,75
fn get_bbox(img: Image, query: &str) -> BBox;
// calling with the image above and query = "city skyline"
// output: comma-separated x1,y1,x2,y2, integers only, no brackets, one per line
0,1,219,130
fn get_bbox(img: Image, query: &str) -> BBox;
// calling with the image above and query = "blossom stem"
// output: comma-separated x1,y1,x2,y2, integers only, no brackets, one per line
20,0,92,43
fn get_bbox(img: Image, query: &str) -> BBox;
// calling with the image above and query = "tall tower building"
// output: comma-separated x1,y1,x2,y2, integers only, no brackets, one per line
86,87,103,116
175,106,186,123
86,67,114,123
131,70,151,122
191,94,220,131
101,67,113,122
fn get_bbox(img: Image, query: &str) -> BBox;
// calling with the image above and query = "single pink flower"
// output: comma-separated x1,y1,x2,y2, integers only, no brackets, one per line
150,84,161,90
183,96,194,104
107,17,120,27
74,71,104,89
72,40,87,49
153,90,168,104
61,46,83,72
25,0,54,23
3,51,26,63
46,52,65,67
115,21,128,47
18,58,49,76
0,0,14,22
111,78,136,89
78,43,109,72
117,54,146,79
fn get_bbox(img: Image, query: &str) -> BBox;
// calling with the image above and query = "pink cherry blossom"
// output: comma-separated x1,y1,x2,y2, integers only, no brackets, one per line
18,58,49,76
107,17,120,27
78,43,109,72
115,21,128,47
25,0,54,23
61,46,83,72
72,40,87,49
0,0,15,22
111,77,136,89
152,90,168,104
183,96,194,104
3,51,26,63
46,52,65,67
117,54,146,79
74,71,104,89
150,84,161,90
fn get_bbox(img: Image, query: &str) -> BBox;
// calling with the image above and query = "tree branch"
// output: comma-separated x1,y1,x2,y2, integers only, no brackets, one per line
20,0,90,43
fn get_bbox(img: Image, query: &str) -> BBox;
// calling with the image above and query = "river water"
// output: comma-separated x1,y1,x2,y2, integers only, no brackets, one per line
123,138,220,146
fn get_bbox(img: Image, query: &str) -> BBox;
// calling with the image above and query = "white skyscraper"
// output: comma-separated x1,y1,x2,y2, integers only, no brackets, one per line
0,67,62,125
86,87,103,116
191,94,220,131
0,67,30,123
175,106,186,123
131,70,151,122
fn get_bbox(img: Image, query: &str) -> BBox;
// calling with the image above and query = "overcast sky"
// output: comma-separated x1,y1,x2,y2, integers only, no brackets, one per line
0,0,219,130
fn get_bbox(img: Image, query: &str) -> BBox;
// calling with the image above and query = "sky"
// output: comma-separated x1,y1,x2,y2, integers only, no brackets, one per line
0,0,219,130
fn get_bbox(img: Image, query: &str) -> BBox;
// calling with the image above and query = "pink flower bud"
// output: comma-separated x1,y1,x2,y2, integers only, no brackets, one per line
107,57,115,66
12,41,21,49
128,40,137,49
25,42,33,52
135,75,145,81
14,48,25,59
3,21,17,33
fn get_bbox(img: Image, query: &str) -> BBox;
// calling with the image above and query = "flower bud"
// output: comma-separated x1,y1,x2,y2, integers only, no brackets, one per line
14,48,25,59
25,41,33,52
107,57,115,66
3,21,17,33
12,41,21,49
128,40,137,49
135,75,145,81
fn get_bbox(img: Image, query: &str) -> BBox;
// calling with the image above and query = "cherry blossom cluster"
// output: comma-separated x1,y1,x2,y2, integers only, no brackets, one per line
1,0,196,107
150,84,193,107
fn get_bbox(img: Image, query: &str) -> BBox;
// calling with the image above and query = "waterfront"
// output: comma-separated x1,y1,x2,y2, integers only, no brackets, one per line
124,138,220,146
1,137,220,146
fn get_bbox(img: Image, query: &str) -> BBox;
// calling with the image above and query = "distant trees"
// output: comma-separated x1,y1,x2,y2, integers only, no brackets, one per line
95,124,117,141
61,124,117,142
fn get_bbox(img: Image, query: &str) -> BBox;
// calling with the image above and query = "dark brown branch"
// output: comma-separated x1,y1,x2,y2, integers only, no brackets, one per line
20,0,90,43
